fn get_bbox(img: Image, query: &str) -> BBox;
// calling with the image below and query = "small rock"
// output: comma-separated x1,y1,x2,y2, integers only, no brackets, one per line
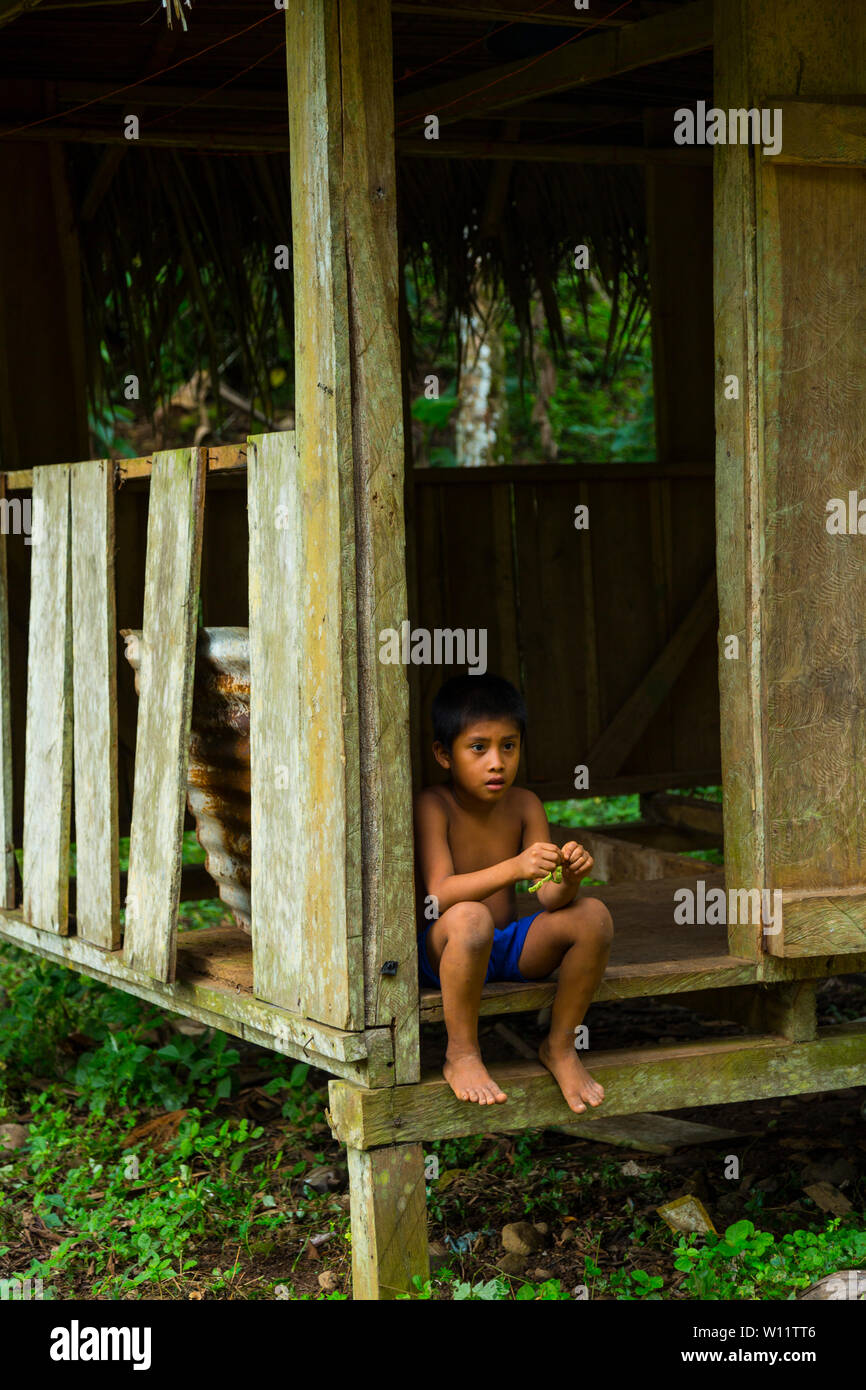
533,1221,550,1236
558,1228,576,1244
499,1253,528,1275
0,1124,28,1151
656,1195,716,1235
528,1267,554,1283
304,1165,347,1195
502,1221,546,1255
428,1240,450,1272
802,1157,857,1188
317,1270,340,1293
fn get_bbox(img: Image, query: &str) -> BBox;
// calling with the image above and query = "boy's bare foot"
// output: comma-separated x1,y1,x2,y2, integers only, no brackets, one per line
444,1052,508,1105
538,1037,605,1114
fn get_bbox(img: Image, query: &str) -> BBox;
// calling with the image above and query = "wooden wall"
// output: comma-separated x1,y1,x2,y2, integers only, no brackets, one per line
408,461,720,800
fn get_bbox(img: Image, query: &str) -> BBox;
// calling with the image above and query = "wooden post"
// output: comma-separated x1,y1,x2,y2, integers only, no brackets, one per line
0,476,13,908
0,87,88,472
347,1142,429,1300
287,0,418,1071
715,0,866,961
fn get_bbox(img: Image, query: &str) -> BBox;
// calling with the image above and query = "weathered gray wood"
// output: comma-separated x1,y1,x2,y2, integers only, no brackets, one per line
248,431,363,1028
713,0,767,961
70,459,119,948
329,1022,866,1149
715,0,866,960
340,0,419,1083
769,892,866,958
286,0,366,1033
347,1143,429,1300
0,476,13,907
22,463,72,933
766,101,866,167
0,907,392,1086
124,449,204,981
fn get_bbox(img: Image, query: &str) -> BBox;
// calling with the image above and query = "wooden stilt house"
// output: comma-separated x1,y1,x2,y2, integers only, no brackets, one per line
2,0,866,1299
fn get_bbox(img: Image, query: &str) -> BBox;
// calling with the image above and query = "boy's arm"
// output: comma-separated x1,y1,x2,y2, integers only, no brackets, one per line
520,793,593,909
414,791,553,916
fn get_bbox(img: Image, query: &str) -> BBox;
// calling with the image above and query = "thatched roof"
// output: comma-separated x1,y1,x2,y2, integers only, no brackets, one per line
0,0,712,413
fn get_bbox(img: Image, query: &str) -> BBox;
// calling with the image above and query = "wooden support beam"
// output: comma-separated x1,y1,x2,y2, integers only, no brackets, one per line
396,0,713,129
392,0,677,27
398,138,712,164
22,464,72,934
585,573,717,778
550,824,716,881
0,908,393,1087
70,460,120,949
285,1,365,1033
3,443,246,494
347,1143,429,1300
339,0,419,1081
0,477,13,908
124,449,205,982
329,1023,866,1149
675,980,817,1041
644,791,723,837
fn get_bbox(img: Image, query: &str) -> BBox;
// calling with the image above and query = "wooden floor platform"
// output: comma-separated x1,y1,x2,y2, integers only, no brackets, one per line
170,872,866,1018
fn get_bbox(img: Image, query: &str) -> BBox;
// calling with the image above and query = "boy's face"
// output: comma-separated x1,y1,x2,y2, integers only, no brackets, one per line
433,718,521,803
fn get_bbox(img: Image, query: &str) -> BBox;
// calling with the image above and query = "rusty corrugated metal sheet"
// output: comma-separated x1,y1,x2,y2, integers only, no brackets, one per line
121,626,251,932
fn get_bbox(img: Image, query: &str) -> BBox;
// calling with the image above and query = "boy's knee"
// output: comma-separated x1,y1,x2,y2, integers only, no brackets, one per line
445,901,495,951
581,897,614,948
561,896,613,948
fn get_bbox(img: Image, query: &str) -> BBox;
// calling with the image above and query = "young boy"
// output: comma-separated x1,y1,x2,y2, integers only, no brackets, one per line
414,674,613,1115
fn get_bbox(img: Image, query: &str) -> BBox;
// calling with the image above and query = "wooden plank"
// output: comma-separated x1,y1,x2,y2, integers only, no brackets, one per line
0,476,13,907
765,101,866,167
768,893,866,959
70,459,119,948
22,464,72,933
397,0,713,128
248,431,362,1026
550,824,716,881
329,1022,866,1149
585,573,717,778
347,1143,429,1300
123,449,205,981
645,792,722,837
555,1112,750,1153
5,444,247,495
0,909,390,1086
340,0,419,1082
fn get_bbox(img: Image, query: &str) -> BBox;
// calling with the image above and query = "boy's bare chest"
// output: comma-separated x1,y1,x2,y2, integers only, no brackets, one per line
445,808,522,873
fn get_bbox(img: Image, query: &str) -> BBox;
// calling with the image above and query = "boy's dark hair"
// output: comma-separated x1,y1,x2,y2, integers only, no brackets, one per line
432,674,527,751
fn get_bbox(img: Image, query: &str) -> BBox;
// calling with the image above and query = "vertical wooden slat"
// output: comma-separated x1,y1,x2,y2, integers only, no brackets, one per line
248,426,362,1026
22,463,72,933
285,0,364,1031
0,476,14,908
71,459,119,948
248,431,299,1016
124,449,204,981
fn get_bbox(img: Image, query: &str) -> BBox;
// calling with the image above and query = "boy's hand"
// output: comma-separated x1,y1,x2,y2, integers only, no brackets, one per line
516,842,561,885
560,840,594,886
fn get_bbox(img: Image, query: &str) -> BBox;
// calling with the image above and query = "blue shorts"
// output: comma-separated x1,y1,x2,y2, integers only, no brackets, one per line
417,911,542,989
